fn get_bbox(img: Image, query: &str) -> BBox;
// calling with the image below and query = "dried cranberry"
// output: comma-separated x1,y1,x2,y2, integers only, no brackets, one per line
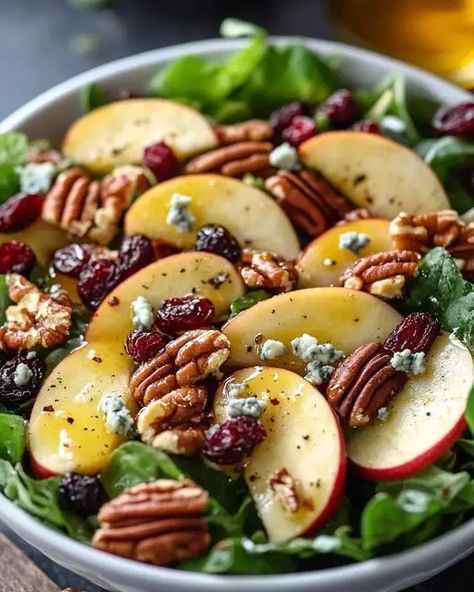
0,193,44,233
195,224,242,263
51,244,92,278
281,115,317,146
317,89,358,129
143,141,178,181
202,417,266,465
383,313,440,355
118,234,154,280
351,120,382,134
0,241,36,275
125,330,168,364
0,354,46,410
78,258,118,310
270,101,306,137
152,239,180,260
432,102,474,138
60,473,105,517
155,296,215,334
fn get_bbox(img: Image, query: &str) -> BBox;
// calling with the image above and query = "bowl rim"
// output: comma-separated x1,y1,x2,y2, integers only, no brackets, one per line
0,36,472,591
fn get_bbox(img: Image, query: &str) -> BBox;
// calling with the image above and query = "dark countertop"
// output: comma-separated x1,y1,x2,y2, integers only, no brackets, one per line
0,1,472,590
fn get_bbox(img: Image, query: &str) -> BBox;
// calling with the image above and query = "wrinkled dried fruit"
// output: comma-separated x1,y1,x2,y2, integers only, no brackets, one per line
383,312,440,355
78,258,118,310
202,417,266,465
155,297,215,335
195,224,241,263
0,354,46,409
432,102,474,138
281,115,317,146
59,473,105,517
270,101,306,137
118,234,154,279
125,330,168,364
0,193,44,233
0,241,36,275
317,89,358,128
143,141,178,181
51,244,92,278
351,120,382,134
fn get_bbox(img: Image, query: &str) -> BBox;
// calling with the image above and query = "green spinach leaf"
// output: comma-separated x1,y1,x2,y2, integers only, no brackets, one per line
0,132,28,203
230,290,271,316
81,83,110,113
0,275,11,325
0,414,26,464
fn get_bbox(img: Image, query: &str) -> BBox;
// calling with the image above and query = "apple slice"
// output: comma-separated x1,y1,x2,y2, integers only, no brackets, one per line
63,98,218,174
299,132,449,218
125,174,300,258
223,287,402,372
0,219,68,266
298,218,392,288
348,333,474,481
214,366,346,543
29,252,244,476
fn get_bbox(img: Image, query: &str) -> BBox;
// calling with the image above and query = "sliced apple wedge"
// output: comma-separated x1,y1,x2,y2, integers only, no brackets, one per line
298,218,392,288
214,367,346,543
299,132,449,218
0,219,68,266
29,252,243,476
63,98,218,174
223,287,402,372
125,174,300,258
348,333,474,481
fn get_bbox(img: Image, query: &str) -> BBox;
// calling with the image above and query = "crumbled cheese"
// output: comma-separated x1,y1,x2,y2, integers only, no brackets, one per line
269,143,300,171
130,296,154,330
17,162,56,194
291,333,345,386
311,535,341,553
377,406,389,422
227,395,267,419
259,339,287,360
398,489,431,514
339,231,371,256
87,349,98,361
99,394,134,436
390,349,426,375
304,361,335,385
224,380,248,399
13,363,33,387
166,193,195,233
323,258,336,267
26,351,37,360
58,428,74,461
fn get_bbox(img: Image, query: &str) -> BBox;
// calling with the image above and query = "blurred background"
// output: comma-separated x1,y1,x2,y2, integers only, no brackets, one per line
0,1,472,590
0,0,472,119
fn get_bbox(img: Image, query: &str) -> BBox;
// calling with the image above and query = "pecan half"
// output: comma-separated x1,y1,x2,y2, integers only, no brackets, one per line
269,468,301,514
0,274,72,350
265,169,354,237
137,387,209,455
339,250,420,299
216,120,273,145
129,329,231,406
326,341,408,427
184,141,275,178
93,479,210,566
238,249,298,293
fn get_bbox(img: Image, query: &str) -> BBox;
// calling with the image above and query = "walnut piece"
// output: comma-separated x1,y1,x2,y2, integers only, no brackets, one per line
339,250,420,299
216,120,273,145
238,249,298,293
0,274,72,350
129,329,231,406
137,387,209,455
93,479,210,566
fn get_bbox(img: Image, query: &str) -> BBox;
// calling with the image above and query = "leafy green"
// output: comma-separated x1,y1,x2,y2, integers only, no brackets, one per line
0,132,28,203
0,275,11,325
68,0,116,8
466,386,474,437
0,414,26,464
404,248,474,352
230,290,271,316
0,164,20,203
80,83,110,113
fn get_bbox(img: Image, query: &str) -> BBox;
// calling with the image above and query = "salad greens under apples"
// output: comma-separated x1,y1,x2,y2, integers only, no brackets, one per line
0,19,473,575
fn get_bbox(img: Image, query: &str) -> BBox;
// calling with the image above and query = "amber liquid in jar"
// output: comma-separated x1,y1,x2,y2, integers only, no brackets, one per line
330,0,474,89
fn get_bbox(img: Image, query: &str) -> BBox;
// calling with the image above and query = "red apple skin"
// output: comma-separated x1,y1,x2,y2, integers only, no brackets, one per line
304,410,347,534
351,415,466,482
30,455,59,480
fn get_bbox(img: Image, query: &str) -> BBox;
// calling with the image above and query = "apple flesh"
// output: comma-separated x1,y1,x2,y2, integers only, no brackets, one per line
298,218,392,288
214,366,346,543
125,174,300,258
62,98,218,174
29,252,244,476
223,287,402,373
299,132,450,218
0,219,68,266
348,333,474,481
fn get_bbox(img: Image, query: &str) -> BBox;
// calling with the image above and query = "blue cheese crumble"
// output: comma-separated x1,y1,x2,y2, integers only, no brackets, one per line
339,231,370,256
259,339,287,360
291,333,345,386
130,296,154,330
13,363,33,386
166,193,195,233
223,380,248,399
269,143,300,171
99,394,134,436
390,349,426,375
18,162,56,194
227,396,266,419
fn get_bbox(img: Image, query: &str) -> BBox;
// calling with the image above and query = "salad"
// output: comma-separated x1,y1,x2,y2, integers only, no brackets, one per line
0,20,473,575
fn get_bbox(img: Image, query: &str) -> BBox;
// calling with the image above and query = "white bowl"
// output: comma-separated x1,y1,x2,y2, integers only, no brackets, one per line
0,37,472,592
